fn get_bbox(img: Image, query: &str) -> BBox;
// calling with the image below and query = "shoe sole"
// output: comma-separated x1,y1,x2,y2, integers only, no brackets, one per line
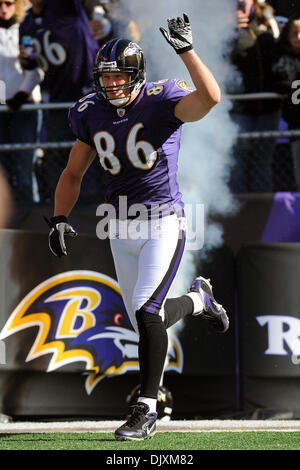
115,431,156,441
192,277,229,333
202,306,229,333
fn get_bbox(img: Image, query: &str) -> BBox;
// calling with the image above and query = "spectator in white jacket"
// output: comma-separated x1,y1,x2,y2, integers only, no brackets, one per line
0,0,43,204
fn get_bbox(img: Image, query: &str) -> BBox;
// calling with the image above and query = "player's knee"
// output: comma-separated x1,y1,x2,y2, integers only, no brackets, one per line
135,308,163,331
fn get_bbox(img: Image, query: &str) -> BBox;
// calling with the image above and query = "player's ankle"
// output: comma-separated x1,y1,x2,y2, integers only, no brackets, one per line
137,396,157,413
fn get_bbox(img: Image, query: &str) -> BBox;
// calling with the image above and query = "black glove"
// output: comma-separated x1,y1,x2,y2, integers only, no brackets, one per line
44,215,78,257
159,13,193,55
6,91,29,112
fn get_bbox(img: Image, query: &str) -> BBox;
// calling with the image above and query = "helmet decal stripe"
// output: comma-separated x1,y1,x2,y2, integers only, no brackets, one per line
101,39,114,60
110,38,121,61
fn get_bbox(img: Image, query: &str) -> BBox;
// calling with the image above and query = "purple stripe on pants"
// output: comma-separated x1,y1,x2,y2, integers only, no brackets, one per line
144,230,186,314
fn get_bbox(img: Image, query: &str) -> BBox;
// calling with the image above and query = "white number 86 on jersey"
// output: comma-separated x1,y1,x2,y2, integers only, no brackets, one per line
94,123,157,175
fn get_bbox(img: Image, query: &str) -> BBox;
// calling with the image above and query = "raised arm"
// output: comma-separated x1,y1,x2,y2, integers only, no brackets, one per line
160,14,221,122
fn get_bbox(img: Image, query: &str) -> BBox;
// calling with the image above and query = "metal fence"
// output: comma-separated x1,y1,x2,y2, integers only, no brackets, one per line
0,93,299,205
228,92,299,193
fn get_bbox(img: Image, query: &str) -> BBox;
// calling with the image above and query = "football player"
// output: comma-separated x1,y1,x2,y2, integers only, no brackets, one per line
46,14,229,441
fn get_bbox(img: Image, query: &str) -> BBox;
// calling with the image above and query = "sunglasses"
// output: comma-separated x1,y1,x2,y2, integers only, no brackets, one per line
0,1,15,6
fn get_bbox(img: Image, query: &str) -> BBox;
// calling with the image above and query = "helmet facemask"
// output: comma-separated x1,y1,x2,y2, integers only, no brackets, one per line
96,66,143,107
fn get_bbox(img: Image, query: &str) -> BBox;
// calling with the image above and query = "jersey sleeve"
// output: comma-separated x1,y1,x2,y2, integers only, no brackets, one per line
159,79,192,125
68,102,94,147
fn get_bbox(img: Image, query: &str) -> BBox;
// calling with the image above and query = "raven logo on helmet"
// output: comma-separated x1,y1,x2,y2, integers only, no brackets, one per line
124,42,143,56
0,270,183,394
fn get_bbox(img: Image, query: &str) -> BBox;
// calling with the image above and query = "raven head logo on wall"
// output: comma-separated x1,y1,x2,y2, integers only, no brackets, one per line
0,270,183,394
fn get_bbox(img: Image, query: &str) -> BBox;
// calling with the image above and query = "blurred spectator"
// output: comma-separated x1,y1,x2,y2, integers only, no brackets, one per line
81,0,113,46
107,1,141,42
229,0,282,193
0,0,43,204
268,0,300,19
19,0,100,203
0,166,12,229
272,15,300,189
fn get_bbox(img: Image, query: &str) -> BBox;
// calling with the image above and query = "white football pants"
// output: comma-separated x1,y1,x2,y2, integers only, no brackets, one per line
109,213,186,333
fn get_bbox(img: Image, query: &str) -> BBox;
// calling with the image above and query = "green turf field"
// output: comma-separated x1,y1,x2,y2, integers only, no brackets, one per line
0,431,300,450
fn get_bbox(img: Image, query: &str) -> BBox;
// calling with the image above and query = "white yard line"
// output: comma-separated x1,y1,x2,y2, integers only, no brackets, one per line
0,420,300,433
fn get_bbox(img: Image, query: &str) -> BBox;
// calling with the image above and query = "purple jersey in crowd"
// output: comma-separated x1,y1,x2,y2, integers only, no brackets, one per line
19,0,99,102
69,79,191,217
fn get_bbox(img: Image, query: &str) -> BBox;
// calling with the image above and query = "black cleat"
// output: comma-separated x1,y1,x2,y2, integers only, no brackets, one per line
115,402,157,441
189,276,229,333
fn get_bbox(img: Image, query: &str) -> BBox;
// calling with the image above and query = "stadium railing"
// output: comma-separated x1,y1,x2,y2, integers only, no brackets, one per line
0,93,299,199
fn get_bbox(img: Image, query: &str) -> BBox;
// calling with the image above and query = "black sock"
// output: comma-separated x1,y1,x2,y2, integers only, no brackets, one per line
164,295,194,329
136,309,168,399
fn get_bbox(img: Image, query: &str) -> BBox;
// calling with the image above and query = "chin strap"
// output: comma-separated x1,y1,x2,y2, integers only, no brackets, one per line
109,96,131,107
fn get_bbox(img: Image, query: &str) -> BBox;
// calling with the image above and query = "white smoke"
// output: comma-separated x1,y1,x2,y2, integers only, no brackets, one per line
112,0,239,295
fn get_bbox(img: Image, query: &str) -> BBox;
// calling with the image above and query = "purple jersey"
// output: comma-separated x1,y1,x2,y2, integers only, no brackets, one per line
69,79,191,216
19,0,99,102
